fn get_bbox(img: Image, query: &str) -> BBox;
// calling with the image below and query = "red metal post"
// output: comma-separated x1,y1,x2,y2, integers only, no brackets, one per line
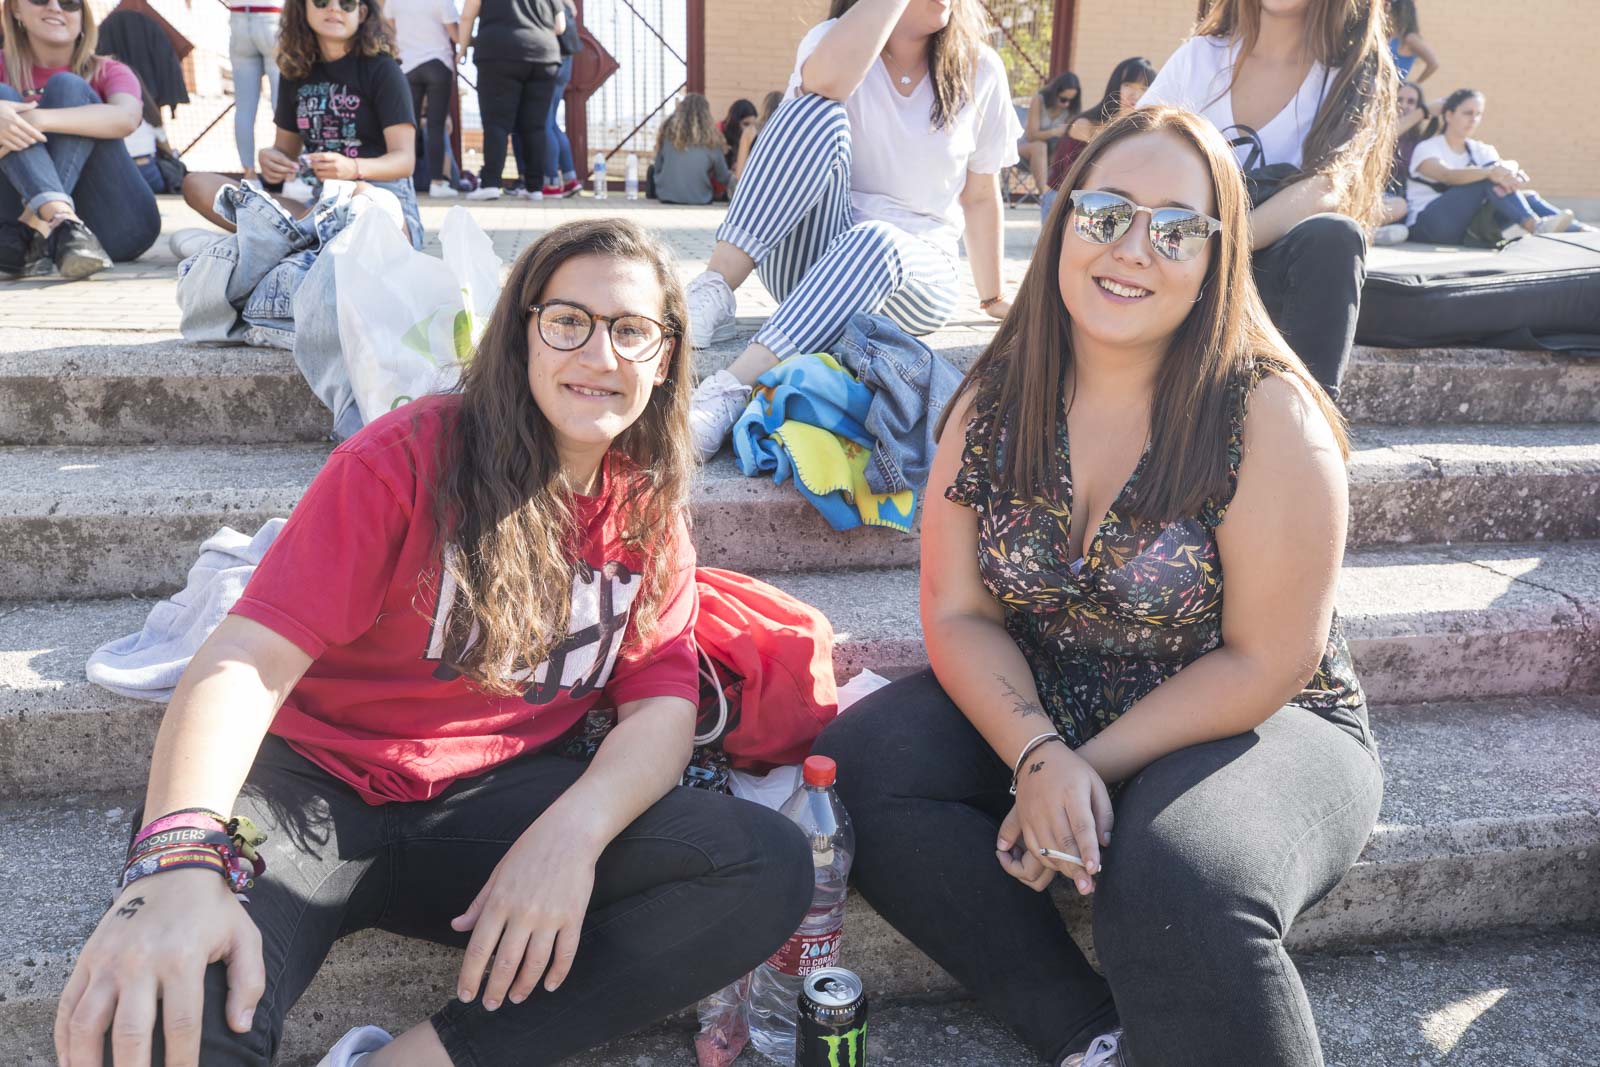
1050,0,1076,77
687,0,705,94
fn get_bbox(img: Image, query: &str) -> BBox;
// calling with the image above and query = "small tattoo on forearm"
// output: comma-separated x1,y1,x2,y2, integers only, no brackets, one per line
116,897,146,920
994,674,1048,721
1028,760,1045,775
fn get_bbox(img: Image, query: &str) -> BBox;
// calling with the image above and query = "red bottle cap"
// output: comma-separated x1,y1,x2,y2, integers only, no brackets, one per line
802,755,837,787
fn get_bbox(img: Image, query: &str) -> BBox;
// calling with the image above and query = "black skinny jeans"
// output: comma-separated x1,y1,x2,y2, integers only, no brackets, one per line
408,58,455,188
1250,212,1368,400
814,669,1382,1067
117,735,812,1066
475,59,559,189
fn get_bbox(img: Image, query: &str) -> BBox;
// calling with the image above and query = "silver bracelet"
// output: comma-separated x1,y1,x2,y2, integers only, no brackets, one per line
1009,731,1065,795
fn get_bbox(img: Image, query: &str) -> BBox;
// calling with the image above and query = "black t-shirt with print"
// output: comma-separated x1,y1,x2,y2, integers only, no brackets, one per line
474,0,562,64
275,51,415,159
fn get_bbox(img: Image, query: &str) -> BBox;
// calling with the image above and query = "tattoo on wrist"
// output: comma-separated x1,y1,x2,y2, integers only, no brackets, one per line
994,674,1048,721
115,896,146,920
1028,760,1045,775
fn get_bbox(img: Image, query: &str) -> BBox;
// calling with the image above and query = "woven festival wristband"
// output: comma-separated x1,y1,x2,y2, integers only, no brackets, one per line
127,828,235,865
131,807,228,849
122,847,230,890
1009,731,1066,796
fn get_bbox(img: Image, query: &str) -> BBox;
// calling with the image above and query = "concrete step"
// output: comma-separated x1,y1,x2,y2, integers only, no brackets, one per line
5,426,1600,598
5,327,1599,445
1,698,1595,1062
4,543,1597,798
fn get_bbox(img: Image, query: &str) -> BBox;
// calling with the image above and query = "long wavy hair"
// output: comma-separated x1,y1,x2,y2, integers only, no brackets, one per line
938,106,1348,523
666,93,724,152
828,0,988,131
1,0,105,96
428,219,695,695
1195,0,1397,225
277,0,398,81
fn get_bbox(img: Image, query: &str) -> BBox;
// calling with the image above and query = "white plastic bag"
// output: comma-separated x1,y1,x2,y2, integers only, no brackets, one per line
334,204,503,423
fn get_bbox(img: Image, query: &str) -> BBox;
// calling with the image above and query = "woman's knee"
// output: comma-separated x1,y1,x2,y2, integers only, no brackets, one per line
0,82,22,104
1288,213,1366,258
725,799,813,934
41,72,103,106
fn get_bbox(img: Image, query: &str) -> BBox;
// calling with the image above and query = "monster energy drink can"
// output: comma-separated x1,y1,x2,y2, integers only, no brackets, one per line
796,967,868,1067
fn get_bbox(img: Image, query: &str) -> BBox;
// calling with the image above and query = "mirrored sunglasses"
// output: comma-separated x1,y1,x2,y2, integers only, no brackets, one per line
1066,190,1222,263
309,0,363,12
24,0,84,13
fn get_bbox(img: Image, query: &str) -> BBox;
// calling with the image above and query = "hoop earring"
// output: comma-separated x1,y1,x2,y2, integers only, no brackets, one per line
1191,282,1209,304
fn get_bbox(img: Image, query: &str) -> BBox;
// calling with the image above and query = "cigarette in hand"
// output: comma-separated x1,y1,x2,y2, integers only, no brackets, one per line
1038,847,1087,867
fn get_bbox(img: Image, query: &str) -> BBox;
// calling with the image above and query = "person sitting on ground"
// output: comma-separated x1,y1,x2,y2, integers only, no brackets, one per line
53,217,812,1067
1018,70,1079,194
1371,78,1439,243
0,0,158,279
1386,0,1438,84
720,96,756,171
1406,87,1576,245
1140,0,1397,400
728,88,783,184
385,0,460,199
816,105,1376,1067
1047,57,1154,206
684,0,1022,462
653,92,733,206
173,0,420,257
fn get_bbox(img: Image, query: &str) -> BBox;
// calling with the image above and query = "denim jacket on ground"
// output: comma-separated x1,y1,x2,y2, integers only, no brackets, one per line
832,312,962,497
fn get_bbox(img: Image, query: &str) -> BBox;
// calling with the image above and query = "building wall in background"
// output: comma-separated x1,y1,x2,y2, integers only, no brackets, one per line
1072,0,1598,197
703,0,828,119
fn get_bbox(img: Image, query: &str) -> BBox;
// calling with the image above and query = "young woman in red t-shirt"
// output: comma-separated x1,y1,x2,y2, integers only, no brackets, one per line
56,218,812,1067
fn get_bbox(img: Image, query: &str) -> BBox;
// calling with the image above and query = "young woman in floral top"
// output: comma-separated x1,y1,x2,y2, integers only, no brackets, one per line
816,106,1379,1067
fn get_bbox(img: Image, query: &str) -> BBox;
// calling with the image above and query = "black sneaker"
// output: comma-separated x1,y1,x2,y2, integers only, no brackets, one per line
47,219,114,280
0,222,49,277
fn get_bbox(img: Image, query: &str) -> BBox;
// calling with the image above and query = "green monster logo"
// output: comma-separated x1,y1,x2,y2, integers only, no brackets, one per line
819,1022,867,1067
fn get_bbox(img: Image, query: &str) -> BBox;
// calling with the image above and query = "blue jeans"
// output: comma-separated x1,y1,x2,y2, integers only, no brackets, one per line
0,74,160,261
543,54,575,184
1411,179,1562,244
231,11,281,172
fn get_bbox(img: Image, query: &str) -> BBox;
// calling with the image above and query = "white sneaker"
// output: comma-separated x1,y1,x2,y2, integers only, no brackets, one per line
315,1025,392,1067
1371,223,1408,245
1500,220,1531,242
513,187,544,201
1535,209,1575,235
169,227,222,260
684,270,738,349
688,368,751,461
428,180,459,199
466,186,503,201
1062,1029,1125,1067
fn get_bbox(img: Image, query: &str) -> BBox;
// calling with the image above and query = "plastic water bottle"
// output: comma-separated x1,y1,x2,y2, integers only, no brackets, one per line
592,152,608,199
747,755,855,1063
625,153,640,200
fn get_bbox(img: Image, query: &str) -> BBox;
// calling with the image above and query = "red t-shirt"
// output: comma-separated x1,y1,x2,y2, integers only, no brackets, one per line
0,56,141,102
231,395,700,804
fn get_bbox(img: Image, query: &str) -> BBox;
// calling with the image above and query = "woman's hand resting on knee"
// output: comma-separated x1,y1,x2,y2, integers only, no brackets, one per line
996,744,1113,897
55,868,266,1067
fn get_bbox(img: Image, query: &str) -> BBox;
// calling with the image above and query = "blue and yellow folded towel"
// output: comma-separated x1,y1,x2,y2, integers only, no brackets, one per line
731,353,917,533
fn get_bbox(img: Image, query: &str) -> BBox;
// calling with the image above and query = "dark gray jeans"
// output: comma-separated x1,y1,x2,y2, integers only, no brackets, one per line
1251,213,1368,400
814,668,1382,1067
114,735,812,1066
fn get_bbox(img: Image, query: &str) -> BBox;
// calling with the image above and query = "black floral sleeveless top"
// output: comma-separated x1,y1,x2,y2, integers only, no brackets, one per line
946,365,1366,747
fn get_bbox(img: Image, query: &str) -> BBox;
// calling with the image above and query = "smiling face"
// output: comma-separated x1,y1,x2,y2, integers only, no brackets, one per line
11,0,82,52
1445,94,1484,139
526,254,673,483
1057,130,1216,355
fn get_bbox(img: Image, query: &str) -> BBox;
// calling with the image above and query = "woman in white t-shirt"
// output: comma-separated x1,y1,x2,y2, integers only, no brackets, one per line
1140,0,1396,399
1406,88,1576,245
682,0,1022,461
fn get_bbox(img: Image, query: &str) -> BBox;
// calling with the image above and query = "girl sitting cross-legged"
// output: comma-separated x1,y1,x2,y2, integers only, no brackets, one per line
682,0,1023,461
816,106,1379,1067
55,218,812,1067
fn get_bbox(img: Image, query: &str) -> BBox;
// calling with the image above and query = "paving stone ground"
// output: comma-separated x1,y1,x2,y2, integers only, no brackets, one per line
0,194,1045,335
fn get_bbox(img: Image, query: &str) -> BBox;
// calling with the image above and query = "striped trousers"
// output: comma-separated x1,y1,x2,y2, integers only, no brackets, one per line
716,92,962,360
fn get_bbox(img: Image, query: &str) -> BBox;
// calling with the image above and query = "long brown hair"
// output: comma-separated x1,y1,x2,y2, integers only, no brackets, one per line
277,0,398,81
828,0,987,131
429,219,695,695
666,92,724,152
1195,0,1397,225
1,0,105,96
939,106,1348,523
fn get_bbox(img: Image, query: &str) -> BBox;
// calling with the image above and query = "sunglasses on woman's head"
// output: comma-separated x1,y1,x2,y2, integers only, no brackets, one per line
1066,190,1221,263
310,0,363,11
24,0,84,12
